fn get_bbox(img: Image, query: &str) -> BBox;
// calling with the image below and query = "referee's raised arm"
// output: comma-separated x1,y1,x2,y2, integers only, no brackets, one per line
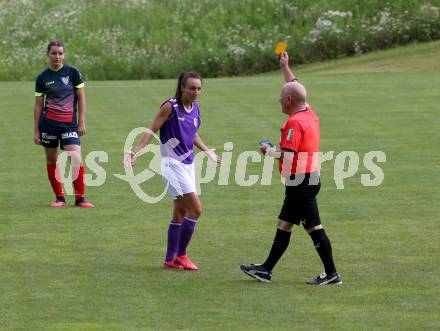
279,52,297,83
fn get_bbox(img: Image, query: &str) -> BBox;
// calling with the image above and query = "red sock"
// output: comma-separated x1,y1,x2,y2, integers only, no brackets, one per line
72,165,85,200
47,164,64,198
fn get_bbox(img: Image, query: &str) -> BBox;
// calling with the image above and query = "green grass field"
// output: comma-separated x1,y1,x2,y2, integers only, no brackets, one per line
1,42,439,330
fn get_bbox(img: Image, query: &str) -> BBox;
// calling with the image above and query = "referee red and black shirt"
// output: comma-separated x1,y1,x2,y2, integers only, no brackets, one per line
278,104,320,176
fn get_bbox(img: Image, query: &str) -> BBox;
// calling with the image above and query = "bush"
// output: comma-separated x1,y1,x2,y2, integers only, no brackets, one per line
0,0,439,80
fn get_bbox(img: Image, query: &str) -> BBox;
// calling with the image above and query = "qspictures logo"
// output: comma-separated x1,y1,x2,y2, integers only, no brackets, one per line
54,127,386,203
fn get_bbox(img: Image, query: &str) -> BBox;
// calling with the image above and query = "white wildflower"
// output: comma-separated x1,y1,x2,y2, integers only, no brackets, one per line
316,18,333,29
325,10,352,17
353,41,362,53
228,45,246,57
420,4,439,17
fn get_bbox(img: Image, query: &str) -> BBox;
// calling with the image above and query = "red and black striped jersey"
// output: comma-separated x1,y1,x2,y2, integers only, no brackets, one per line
35,64,84,123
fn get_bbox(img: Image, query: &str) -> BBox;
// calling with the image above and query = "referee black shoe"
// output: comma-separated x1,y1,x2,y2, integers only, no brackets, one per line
240,264,272,283
306,272,342,285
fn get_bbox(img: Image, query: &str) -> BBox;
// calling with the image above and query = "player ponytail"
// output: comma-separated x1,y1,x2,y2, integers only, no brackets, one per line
174,72,202,105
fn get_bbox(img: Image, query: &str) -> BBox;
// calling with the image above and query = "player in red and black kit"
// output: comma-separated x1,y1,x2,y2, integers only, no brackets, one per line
240,52,341,285
34,40,94,208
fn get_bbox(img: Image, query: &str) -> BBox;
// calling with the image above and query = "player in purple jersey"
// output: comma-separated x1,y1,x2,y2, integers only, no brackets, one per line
125,72,221,270
34,40,94,208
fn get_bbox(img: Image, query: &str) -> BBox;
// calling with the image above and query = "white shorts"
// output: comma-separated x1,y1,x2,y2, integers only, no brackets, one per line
161,157,197,199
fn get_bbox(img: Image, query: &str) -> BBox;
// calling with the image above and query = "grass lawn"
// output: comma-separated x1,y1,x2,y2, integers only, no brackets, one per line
0,41,439,330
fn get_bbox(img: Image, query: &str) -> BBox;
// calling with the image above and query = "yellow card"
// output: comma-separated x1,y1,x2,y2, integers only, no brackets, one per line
274,42,288,55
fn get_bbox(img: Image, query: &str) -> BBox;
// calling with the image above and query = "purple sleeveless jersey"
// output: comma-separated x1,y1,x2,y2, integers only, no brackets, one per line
160,98,202,164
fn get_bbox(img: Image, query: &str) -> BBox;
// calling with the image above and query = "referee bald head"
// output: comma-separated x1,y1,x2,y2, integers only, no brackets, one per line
280,81,307,114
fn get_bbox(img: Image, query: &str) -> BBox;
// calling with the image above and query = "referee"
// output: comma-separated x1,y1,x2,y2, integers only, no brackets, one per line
240,52,342,285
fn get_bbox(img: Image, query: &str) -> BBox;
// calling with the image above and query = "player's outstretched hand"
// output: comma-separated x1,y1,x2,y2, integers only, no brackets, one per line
205,149,222,164
124,151,137,166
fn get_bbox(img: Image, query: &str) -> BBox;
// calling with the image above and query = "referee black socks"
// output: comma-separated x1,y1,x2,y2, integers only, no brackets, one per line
309,228,337,275
262,228,292,271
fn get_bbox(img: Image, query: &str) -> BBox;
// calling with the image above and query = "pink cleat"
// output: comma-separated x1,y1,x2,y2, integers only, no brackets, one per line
51,199,67,207
163,260,184,270
75,198,95,208
176,255,198,270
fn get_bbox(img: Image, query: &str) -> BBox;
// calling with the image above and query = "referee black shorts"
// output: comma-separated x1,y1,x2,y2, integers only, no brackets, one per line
278,172,321,229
